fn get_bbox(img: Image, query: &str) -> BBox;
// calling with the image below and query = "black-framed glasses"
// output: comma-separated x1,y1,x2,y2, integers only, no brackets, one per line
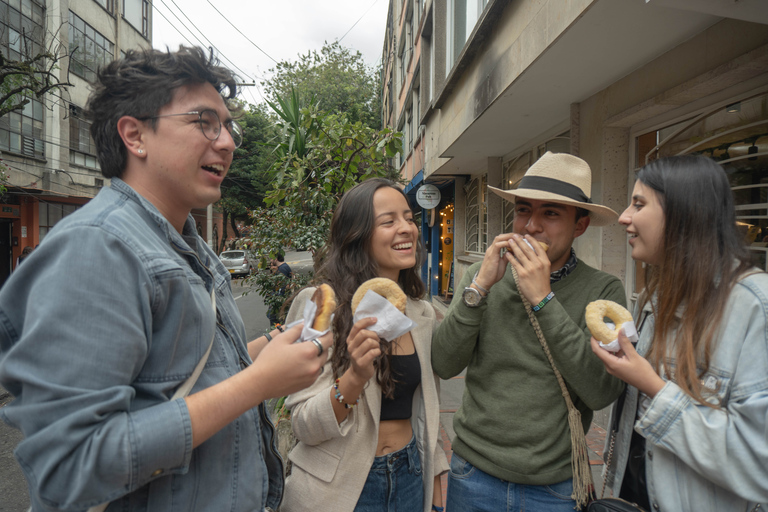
140,109,243,148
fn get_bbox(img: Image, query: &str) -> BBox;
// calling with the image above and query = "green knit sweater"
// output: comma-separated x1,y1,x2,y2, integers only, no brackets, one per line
432,259,626,485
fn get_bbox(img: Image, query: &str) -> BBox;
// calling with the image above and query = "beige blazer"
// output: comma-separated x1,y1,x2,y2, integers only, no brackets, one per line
280,287,449,512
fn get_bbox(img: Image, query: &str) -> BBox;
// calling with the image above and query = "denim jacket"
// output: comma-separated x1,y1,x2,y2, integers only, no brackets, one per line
0,179,283,512
603,272,768,511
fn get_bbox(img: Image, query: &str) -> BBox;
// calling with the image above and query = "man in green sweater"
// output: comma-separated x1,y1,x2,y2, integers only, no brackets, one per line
432,152,626,512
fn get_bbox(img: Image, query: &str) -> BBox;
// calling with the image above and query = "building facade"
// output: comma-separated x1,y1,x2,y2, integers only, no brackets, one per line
382,0,768,307
0,0,152,284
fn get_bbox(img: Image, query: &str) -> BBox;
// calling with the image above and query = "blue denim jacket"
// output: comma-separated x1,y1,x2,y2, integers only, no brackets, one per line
603,272,768,511
0,179,283,511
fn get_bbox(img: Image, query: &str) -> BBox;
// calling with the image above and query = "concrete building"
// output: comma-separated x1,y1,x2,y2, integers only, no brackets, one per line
0,0,152,284
383,0,768,308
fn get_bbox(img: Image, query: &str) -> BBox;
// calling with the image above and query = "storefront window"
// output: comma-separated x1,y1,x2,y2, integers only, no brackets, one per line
633,90,768,292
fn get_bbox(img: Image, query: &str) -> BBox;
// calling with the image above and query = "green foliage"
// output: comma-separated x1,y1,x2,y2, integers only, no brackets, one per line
218,103,278,241
264,41,382,130
246,89,401,317
249,89,401,257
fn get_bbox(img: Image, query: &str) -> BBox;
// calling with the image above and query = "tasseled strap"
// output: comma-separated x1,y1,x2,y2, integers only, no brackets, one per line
511,265,593,509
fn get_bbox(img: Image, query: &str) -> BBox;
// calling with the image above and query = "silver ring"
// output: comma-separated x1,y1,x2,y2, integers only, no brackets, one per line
310,338,324,357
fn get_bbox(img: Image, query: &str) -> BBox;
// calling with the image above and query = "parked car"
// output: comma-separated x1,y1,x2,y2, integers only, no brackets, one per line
219,250,253,278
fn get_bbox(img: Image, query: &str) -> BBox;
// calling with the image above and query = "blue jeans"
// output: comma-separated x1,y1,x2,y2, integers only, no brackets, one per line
446,453,576,512
354,436,424,512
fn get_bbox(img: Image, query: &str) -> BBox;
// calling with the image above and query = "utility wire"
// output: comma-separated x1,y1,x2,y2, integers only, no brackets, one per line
152,2,198,48
204,0,278,64
156,0,255,83
338,0,380,43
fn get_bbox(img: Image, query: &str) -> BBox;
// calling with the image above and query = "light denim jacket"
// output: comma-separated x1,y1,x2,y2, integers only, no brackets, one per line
603,272,768,512
0,179,283,512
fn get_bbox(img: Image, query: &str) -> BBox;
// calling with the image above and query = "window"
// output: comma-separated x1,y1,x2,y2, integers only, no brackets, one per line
446,0,488,70
634,91,768,281
69,11,115,82
400,44,407,86
0,98,44,158
69,105,99,170
93,0,116,14
0,0,46,63
39,202,80,241
465,175,487,253
123,0,150,38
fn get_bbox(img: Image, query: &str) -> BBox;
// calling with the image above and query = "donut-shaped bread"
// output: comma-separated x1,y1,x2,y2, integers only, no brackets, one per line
521,239,549,254
351,278,407,313
311,284,337,331
585,300,633,343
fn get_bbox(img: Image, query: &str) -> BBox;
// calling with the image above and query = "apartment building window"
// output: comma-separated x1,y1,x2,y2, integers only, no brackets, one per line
69,11,115,82
447,0,488,70
124,0,150,38
400,43,407,86
93,0,116,14
0,0,46,62
0,98,44,158
465,174,487,253
39,202,81,241
69,105,99,170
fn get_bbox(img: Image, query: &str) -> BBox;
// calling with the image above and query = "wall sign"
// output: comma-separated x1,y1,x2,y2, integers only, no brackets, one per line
416,184,441,210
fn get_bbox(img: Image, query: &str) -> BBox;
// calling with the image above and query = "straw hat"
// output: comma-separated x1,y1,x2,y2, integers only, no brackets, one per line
487,152,618,226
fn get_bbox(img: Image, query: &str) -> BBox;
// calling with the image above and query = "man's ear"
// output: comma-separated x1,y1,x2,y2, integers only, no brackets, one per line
116,116,146,158
573,214,590,239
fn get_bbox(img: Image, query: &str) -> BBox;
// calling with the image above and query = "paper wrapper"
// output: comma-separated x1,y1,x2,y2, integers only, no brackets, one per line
352,290,416,342
284,298,333,342
598,320,638,353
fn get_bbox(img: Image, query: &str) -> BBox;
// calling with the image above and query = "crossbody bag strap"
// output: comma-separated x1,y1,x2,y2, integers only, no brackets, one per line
85,288,218,512
510,266,593,509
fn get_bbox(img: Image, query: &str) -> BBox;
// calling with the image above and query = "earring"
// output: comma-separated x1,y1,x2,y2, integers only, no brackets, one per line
137,149,144,154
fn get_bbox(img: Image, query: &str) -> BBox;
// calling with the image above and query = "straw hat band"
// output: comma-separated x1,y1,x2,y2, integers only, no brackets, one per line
517,176,591,204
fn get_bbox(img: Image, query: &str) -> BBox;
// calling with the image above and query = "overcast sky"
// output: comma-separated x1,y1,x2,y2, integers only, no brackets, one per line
151,0,389,107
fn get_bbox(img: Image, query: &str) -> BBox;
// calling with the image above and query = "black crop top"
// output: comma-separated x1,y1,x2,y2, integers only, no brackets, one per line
379,351,421,421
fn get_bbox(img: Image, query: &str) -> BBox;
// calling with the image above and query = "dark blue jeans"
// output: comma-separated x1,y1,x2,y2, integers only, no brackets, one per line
446,453,576,512
354,436,424,512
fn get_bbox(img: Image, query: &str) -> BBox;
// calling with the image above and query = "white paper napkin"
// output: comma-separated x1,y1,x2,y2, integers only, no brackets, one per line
283,297,333,342
352,290,416,342
598,320,638,353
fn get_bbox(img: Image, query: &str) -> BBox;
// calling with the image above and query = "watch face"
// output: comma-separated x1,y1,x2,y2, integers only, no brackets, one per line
463,287,482,307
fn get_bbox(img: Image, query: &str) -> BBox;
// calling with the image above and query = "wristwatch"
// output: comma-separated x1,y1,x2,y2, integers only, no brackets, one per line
462,272,488,307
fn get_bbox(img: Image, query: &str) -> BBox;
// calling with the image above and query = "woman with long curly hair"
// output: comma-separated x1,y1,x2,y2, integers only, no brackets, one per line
592,155,768,511
281,178,449,512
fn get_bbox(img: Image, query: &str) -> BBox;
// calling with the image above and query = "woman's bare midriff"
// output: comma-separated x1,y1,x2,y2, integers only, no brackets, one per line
375,418,413,456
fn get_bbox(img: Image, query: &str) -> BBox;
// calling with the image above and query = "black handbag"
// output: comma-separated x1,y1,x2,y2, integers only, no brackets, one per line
587,497,647,512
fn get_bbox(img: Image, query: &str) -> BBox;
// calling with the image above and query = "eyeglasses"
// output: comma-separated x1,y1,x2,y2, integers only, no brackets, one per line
140,109,243,148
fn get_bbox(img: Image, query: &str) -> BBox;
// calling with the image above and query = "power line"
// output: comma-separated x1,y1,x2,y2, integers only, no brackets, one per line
155,0,255,83
338,0,380,43
204,0,278,64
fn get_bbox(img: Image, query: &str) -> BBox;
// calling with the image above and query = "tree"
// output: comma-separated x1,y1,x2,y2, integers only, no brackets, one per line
218,103,277,246
0,28,71,118
246,89,401,325
263,41,382,130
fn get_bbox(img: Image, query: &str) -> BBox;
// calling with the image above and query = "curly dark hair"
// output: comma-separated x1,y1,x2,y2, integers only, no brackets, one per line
85,46,238,179
314,178,426,398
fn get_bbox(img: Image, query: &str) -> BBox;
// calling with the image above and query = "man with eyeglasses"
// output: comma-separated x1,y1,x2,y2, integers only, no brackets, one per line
0,47,332,512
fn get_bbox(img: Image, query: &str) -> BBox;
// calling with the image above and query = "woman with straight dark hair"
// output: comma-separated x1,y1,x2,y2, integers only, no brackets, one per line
592,155,768,511
280,178,449,512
